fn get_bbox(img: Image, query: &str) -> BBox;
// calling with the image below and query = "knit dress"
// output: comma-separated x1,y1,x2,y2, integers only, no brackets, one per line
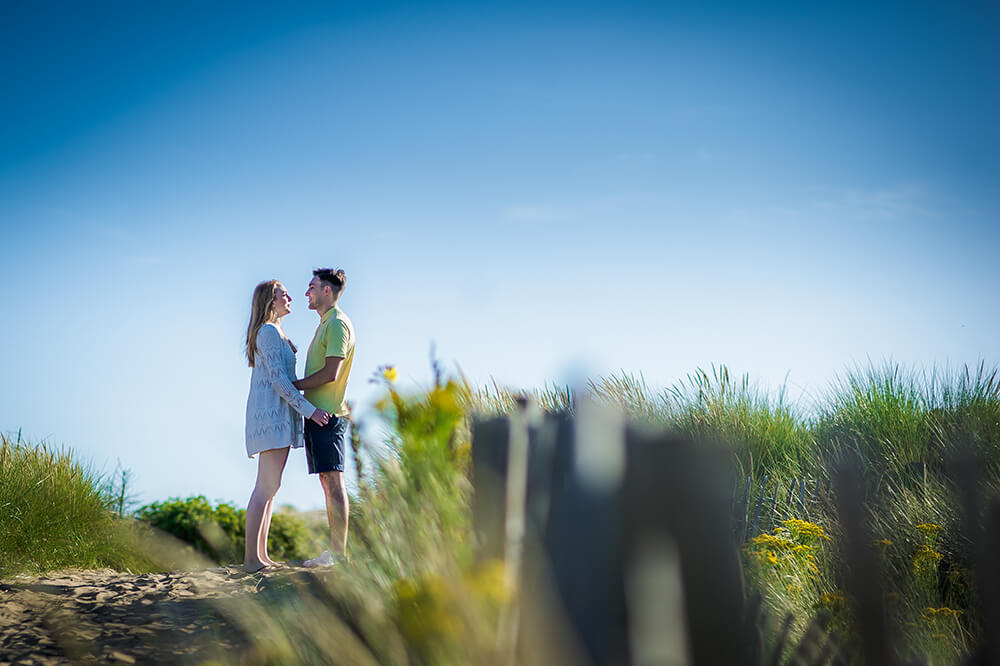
245,323,317,457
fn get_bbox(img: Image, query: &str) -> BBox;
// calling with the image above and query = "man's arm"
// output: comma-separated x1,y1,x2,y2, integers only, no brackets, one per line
294,356,344,390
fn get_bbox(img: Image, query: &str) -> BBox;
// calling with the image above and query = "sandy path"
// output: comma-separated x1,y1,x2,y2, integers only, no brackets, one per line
0,567,270,665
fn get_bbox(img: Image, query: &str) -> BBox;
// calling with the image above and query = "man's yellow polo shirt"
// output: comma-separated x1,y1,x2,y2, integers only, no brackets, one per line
304,306,355,417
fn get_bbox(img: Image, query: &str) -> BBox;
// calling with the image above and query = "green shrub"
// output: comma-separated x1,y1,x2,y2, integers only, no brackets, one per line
135,495,321,563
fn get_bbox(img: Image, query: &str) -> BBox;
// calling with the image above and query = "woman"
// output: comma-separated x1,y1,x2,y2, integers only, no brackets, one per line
244,280,330,572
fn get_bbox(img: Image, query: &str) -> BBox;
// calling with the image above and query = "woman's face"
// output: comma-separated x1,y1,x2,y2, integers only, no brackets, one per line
271,283,292,318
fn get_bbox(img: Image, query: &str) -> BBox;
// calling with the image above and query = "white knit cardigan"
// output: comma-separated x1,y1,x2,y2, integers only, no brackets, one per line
245,323,316,457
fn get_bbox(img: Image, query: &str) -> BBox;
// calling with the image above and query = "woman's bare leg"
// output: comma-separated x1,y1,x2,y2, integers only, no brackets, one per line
243,447,289,571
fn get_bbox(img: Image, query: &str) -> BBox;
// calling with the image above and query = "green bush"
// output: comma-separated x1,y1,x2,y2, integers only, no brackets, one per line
136,495,320,563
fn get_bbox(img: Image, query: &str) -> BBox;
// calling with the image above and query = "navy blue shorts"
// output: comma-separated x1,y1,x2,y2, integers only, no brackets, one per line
304,416,347,474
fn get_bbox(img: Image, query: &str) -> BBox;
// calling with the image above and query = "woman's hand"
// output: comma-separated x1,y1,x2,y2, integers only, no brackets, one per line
310,408,332,426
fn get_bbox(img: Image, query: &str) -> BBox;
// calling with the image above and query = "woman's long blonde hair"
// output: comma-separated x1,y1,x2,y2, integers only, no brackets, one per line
245,280,296,367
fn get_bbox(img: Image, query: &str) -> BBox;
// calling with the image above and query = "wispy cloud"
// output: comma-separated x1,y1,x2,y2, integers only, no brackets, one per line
503,203,576,223
613,152,657,167
724,183,937,230
807,184,932,222
502,190,671,227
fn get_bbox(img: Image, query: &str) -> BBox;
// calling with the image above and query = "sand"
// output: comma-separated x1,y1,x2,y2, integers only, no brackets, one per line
0,566,277,665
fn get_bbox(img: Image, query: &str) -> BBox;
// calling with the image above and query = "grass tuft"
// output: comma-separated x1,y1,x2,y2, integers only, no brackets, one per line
0,433,157,577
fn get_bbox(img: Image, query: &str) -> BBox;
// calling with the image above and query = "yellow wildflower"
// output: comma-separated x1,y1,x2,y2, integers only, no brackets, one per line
921,607,962,620
782,519,831,543
816,591,849,613
382,365,398,383
751,533,794,550
913,545,943,577
464,559,510,604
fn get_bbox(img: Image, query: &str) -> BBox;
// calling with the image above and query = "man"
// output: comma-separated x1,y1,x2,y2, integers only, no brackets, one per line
293,267,355,565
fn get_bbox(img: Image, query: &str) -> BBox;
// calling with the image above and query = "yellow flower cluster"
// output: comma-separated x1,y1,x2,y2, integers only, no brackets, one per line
782,519,831,544
920,606,964,641
916,522,941,536
394,575,461,645
921,606,963,621
392,560,509,655
747,519,826,575
817,591,849,613
751,532,795,551
912,545,943,577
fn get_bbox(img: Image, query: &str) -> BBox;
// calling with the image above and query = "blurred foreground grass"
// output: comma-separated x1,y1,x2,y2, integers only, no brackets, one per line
2,360,997,664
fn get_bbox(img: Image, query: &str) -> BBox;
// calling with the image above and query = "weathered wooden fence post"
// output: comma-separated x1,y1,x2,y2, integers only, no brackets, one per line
471,416,510,561
473,404,764,665
834,458,894,666
623,428,756,666
539,399,630,665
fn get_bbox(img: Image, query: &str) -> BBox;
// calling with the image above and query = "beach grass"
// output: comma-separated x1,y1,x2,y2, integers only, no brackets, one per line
470,360,999,663
2,360,997,664
0,432,158,578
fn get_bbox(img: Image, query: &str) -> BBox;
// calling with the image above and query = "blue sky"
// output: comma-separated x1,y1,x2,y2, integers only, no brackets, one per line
1,1,997,511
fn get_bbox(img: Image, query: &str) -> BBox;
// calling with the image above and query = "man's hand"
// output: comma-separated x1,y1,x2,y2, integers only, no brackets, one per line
310,408,331,426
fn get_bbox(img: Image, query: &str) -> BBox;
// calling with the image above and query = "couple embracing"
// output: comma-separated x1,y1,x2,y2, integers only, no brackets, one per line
242,268,355,572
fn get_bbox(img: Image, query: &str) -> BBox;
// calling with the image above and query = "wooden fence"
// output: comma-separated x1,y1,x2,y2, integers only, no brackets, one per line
470,401,1000,666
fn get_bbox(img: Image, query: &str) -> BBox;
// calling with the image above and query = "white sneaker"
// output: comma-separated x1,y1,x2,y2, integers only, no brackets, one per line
303,550,336,567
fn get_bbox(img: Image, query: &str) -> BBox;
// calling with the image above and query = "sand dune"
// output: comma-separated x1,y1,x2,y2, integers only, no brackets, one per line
0,566,276,664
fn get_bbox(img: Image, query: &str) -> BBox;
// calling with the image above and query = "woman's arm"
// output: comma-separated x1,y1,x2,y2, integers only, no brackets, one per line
255,324,319,419
293,356,343,390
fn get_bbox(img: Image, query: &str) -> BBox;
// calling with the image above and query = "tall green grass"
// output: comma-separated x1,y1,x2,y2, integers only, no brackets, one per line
481,366,815,483
3,359,996,664
472,360,1000,663
815,361,1000,479
0,433,156,577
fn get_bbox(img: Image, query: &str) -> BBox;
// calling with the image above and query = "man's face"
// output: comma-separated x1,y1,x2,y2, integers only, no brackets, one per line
305,277,330,310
